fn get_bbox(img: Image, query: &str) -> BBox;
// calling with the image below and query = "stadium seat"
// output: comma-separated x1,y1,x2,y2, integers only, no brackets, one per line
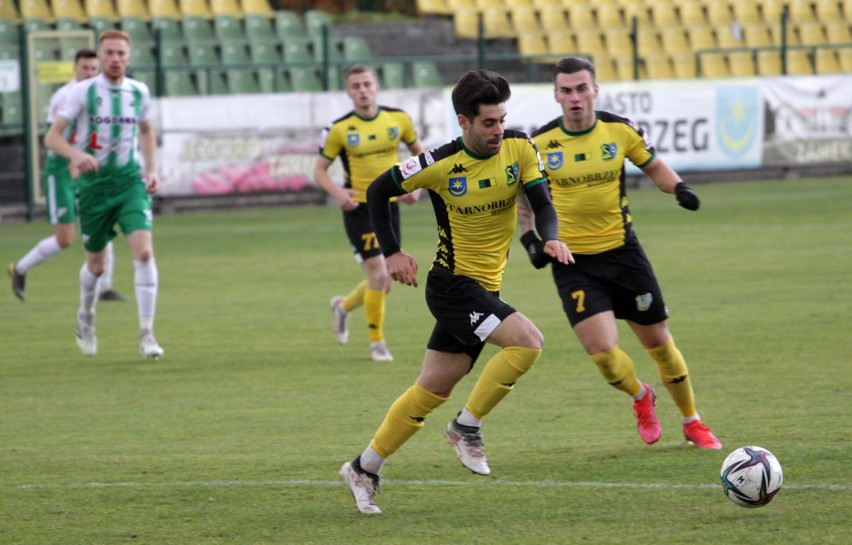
226,69,261,94
165,71,198,96
453,7,479,39
275,10,305,41
597,3,623,26
814,47,841,73
728,51,756,76
182,15,214,44
416,0,452,16
53,0,86,22
160,43,188,66
815,0,842,22
760,0,784,24
180,0,213,18
770,23,797,46
575,29,607,56
510,6,539,35
312,35,341,62
688,26,717,50
116,0,150,20
671,51,697,78
187,43,221,93
538,5,567,33
121,16,154,45
287,66,322,92
547,30,575,56
636,29,661,54
56,16,83,30
716,25,745,48
604,28,633,56
282,37,313,64
151,16,184,42
705,0,732,25
645,52,674,79
131,43,156,67
756,49,782,75
731,2,761,24
342,36,371,61
245,14,276,43
304,9,333,39
785,48,813,74
838,48,852,72
591,54,618,82
518,31,548,58
566,4,594,27
20,0,53,21
249,38,280,64
622,2,652,26
699,52,728,77
679,0,705,27
0,2,18,21
743,23,773,47
0,18,19,45
210,0,242,17
482,6,513,38
243,0,275,17
825,21,851,44
214,15,245,41
23,17,51,32
660,27,689,53
797,22,826,45
86,16,114,33
649,3,678,26
148,0,181,19
787,0,816,22
1,92,24,127
379,62,405,89
85,0,117,20
411,60,443,88
612,54,640,80
221,40,249,64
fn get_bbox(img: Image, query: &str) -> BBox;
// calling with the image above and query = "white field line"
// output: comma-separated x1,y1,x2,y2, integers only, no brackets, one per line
13,479,851,491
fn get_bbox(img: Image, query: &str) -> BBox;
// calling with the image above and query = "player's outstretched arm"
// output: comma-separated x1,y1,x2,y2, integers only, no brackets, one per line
642,157,700,211
524,182,574,266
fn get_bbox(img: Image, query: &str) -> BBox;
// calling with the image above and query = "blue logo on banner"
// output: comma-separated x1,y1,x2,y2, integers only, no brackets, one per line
716,87,759,157
347,134,360,147
449,177,467,197
547,152,563,170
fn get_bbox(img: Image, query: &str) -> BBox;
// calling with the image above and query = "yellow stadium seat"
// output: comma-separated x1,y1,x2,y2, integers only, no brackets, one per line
839,48,852,72
504,0,533,7
453,7,479,39
825,21,851,43
743,23,773,47
706,0,732,25
757,50,782,75
575,28,606,56
210,0,242,17
636,29,661,54
650,3,678,26
242,0,275,17
475,0,504,9
815,47,842,73
149,0,181,19
566,3,594,27
596,3,623,26
612,54,640,80
660,27,689,53
786,49,813,74
0,1,19,20
539,5,567,32
716,25,745,48
592,54,618,82
689,26,717,50
770,23,797,45
622,2,651,25
604,28,633,55
679,0,706,26
760,0,784,24
532,0,560,8
547,30,575,55
53,0,86,22
416,0,452,16
116,0,150,20
645,52,674,79
797,21,826,45
180,0,213,18
731,2,761,24
20,0,54,20
672,51,697,78
518,31,549,58
85,0,117,20
699,51,728,77
510,6,539,34
728,51,755,76
788,0,815,22
482,6,513,38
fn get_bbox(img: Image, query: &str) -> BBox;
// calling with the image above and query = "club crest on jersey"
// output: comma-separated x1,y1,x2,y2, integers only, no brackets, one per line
601,143,618,161
347,133,360,147
449,177,468,197
505,162,519,185
547,152,564,170
387,127,399,140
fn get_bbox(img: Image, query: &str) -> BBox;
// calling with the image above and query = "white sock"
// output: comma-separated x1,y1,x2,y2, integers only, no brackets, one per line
456,407,481,428
79,263,99,312
682,413,701,424
17,236,63,274
632,383,648,401
134,258,158,331
99,241,115,292
359,445,386,475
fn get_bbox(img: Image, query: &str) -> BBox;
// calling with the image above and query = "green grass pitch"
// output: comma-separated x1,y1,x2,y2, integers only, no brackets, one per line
1,176,850,544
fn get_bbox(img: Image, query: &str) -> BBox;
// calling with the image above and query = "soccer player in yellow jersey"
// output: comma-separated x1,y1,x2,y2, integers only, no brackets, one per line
314,65,424,362
338,70,573,514
519,57,721,450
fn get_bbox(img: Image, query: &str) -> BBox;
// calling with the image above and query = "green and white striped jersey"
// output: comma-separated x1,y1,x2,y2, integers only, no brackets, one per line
57,74,151,191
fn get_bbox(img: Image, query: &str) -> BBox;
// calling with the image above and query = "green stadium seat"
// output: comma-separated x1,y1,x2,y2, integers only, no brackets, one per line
287,66,322,92
87,16,116,34
311,36,341,63
150,16,183,43
214,15,245,41
221,41,250,65
58,35,93,60
0,46,19,60
226,69,261,94
23,18,51,33
282,37,314,64
342,36,371,61
0,18,19,45
165,71,198,96
275,10,306,41
380,62,405,89
121,16,154,45
187,42,221,94
411,61,442,88
245,14,276,43
131,44,156,68
56,17,83,31
1,92,24,128
305,9,333,40
250,39,280,64
181,16,215,45
159,43,188,66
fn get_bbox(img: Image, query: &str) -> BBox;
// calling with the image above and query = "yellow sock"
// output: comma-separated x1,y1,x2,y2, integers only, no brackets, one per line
590,346,641,397
371,383,448,458
342,280,368,312
465,346,541,419
648,338,696,418
364,287,386,343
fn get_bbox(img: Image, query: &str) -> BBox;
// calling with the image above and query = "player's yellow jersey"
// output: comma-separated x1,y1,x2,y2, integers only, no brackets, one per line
392,131,547,292
533,111,656,254
318,106,417,203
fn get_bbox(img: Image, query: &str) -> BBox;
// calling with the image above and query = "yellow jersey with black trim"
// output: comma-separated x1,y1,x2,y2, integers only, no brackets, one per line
533,111,656,254
318,106,418,203
391,131,547,292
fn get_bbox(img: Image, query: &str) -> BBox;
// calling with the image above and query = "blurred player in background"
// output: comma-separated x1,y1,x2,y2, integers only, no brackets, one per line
44,30,163,360
313,65,424,362
338,70,573,514
8,49,126,303
519,56,721,450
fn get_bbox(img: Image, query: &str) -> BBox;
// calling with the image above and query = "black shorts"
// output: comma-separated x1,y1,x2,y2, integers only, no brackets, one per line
424,267,516,364
343,201,400,262
551,238,668,327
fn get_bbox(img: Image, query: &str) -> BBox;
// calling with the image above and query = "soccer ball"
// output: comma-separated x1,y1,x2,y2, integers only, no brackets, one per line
720,446,783,508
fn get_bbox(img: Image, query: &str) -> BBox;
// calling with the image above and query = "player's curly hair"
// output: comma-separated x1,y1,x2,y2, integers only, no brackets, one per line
451,70,511,120
552,56,596,83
